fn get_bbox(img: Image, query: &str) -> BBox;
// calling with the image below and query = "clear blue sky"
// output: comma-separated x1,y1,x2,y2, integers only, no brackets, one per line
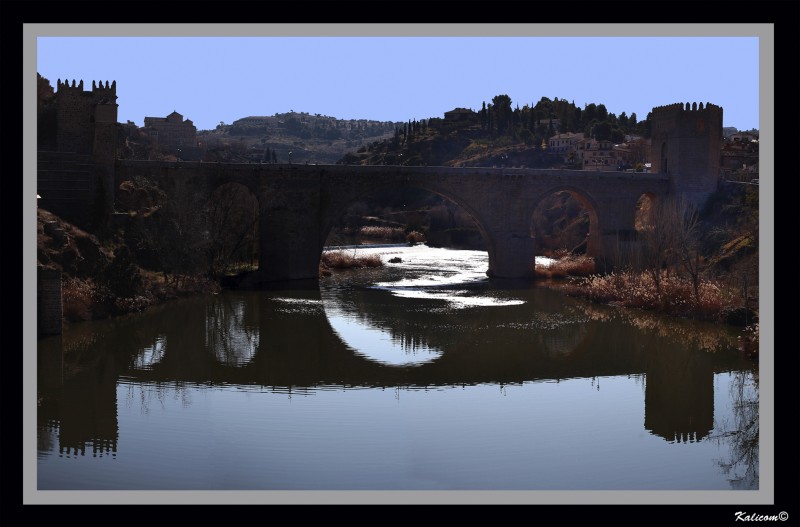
37,35,760,132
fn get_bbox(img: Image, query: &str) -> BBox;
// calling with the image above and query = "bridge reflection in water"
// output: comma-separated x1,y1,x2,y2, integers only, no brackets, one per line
38,280,751,461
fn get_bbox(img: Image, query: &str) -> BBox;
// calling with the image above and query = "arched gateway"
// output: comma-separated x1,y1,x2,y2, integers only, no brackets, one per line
114,161,671,282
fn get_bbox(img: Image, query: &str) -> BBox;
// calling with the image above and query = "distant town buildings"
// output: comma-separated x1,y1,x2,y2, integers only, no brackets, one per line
720,131,759,179
548,132,584,154
546,132,648,171
143,111,198,157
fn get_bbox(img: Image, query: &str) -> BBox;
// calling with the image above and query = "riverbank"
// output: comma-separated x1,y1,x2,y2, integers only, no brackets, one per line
38,208,220,327
533,254,759,360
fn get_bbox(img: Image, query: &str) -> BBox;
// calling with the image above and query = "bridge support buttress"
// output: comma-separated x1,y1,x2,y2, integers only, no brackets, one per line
487,231,537,279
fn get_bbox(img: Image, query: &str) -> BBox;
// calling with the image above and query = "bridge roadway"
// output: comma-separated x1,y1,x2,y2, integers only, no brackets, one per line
115,161,671,282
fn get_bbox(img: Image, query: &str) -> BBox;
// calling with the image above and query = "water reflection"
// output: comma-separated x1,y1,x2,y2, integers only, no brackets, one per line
37,247,757,489
39,287,752,448
37,348,118,459
206,296,260,366
711,370,759,488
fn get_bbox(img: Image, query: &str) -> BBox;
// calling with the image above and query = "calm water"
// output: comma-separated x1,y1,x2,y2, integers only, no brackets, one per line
37,245,758,491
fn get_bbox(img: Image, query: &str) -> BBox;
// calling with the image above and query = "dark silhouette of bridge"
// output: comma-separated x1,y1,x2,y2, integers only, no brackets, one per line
115,161,677,281
37,79,722,283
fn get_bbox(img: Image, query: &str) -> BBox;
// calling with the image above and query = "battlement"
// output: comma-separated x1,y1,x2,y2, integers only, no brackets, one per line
649,101,723,207
56,78,116,99
651,101,722,117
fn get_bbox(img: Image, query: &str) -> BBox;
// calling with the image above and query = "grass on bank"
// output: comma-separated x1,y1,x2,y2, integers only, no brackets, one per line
319,250,384,276
535,254,596,279
62,270,220,324
533,252,759,357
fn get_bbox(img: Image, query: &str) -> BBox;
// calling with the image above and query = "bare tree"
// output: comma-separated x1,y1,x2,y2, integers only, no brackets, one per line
149,178,211,285
207,183,259,276
637,197,676,291
670,196,703,300
637,195,701,295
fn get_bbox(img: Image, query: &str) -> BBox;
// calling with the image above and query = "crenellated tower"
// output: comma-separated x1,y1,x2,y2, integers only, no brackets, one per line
38,79,118,228
649,102,722,207
54,78,118,161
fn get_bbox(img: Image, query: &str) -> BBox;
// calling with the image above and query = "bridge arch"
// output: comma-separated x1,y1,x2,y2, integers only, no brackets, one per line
530,185,603,259
634,191,659,231
207,182,260,276
318,179,499,275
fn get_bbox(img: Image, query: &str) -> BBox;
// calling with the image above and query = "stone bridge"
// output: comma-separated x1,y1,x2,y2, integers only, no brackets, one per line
115,161,671,282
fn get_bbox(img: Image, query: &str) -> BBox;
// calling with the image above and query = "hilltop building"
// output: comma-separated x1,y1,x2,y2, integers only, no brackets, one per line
143,111,198,157
444,108,475,121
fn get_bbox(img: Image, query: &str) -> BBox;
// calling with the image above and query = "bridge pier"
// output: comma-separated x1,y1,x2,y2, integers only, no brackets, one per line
258,209,323,282
487,232,537,279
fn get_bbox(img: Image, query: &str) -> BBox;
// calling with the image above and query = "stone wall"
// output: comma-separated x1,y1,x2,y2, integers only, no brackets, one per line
114,161,671,280
38,267,62,335
54,79,117,154
39,79,118,229
650,102,723,207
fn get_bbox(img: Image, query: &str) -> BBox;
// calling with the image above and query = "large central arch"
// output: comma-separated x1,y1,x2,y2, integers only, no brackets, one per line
318,178,498,276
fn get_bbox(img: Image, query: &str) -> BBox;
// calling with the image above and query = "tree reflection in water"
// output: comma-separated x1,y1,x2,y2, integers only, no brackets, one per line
710,370,759,489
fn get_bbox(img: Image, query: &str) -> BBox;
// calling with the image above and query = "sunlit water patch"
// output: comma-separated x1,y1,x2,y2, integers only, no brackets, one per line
388,288,526,308
132,336,166,370
338,244,532,308
324,309,444,367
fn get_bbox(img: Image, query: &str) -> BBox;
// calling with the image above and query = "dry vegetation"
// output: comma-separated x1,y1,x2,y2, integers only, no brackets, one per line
319,250,383,276
559,271,741,323
358,226,406,240
533,248,758,358
535,253,596,279
39,208,219,326
61,268,220,326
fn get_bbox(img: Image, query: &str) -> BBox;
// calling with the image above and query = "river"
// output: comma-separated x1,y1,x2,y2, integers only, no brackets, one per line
36,245,758,493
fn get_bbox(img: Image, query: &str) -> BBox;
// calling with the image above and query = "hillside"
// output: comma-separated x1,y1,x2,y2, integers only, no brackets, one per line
196,112,402,164
338,95,651,168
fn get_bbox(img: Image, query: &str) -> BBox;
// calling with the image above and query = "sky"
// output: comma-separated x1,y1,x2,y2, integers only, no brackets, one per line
35,30,761,132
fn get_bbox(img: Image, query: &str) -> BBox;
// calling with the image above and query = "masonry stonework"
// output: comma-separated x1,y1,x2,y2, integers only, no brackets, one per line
38,268,63,335
38,80,118,228
650,102,722,207
115,161,671,281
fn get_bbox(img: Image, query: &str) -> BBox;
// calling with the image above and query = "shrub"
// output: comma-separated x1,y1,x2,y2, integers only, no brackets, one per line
62,277,94,322
96,246,143,298
359,226,405,240
406,231,426,244
320,250,383,271
740,323,759,359
534,254,595,279
561,270,742,323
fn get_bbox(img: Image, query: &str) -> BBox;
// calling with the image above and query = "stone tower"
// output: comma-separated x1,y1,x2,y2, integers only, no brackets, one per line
54,79,118,157
38,79,118,228
650,102,722,207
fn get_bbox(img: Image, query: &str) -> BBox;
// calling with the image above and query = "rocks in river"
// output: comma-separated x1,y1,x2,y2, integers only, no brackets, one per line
389,257,402,263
